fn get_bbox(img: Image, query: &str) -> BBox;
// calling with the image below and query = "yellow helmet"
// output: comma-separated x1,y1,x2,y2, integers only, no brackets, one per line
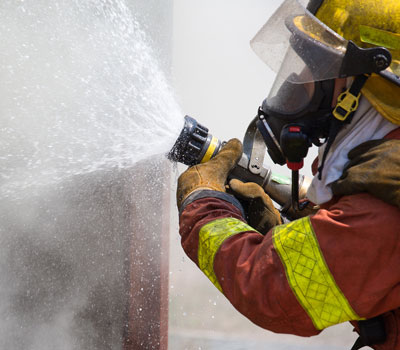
310,0,400,124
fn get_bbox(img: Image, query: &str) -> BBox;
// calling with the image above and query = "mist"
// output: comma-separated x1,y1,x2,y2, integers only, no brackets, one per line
0,0,178,348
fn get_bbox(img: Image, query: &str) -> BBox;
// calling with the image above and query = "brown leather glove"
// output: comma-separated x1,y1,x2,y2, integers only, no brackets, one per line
229,179,282,235
176,138,243,210
331,138,400,209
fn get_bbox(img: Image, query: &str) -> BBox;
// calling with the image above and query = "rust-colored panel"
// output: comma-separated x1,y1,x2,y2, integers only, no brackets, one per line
124,157,170,350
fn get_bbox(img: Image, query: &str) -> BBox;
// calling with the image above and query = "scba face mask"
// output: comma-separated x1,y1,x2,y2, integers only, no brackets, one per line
257,75,335,166
252,0,393,167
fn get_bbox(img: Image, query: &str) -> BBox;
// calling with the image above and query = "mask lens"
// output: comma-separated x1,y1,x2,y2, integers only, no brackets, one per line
266,73,315,116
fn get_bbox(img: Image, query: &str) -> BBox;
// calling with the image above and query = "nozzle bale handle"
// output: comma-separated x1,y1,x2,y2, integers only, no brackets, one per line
231,154,310,215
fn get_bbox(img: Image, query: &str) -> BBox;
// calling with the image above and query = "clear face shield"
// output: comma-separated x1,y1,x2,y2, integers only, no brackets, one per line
251,0,392,117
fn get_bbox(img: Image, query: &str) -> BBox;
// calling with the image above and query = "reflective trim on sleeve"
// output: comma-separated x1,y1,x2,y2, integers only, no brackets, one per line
198,218,258,292
272,217,363,330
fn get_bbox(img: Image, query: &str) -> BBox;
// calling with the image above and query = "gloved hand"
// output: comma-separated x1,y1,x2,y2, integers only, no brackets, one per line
331,138,400,208
176,138,242,210
229,179,282,235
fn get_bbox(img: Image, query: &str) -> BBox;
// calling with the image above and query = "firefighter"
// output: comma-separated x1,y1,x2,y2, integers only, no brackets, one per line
176,0,400,349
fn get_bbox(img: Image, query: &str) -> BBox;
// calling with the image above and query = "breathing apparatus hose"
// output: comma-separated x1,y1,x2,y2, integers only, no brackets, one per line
168,116,312,218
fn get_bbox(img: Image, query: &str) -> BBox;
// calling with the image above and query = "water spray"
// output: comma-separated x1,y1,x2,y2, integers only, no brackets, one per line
168,116,312,218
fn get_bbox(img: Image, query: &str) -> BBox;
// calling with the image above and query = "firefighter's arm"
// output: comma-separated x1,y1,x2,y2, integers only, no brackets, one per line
179,194,320,336
177,137,317,335
179,192,400,339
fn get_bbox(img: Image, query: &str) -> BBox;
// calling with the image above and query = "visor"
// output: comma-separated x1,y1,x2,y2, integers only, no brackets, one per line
251,0,392,84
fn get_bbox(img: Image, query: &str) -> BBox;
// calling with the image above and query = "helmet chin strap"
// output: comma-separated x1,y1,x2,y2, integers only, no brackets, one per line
317,74,370,179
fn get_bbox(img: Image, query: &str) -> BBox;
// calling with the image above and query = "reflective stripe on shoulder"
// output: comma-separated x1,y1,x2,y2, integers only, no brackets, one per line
198,217,258,292
272,216,363,330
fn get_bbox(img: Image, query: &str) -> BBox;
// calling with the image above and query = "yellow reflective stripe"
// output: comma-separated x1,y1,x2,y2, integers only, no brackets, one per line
360,25,400,50
198,218,258,292
201,136,218,163
272,217,363,330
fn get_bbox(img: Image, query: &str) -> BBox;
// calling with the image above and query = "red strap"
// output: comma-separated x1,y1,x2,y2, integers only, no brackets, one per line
384,127,400,140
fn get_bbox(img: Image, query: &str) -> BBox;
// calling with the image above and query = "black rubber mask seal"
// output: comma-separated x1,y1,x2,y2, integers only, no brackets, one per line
257,78,335,165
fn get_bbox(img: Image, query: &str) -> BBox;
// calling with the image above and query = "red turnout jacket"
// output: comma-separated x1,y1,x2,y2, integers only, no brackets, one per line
178,129,400,349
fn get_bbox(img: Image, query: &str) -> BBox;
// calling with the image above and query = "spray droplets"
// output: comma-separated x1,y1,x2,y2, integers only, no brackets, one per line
0,0,182,197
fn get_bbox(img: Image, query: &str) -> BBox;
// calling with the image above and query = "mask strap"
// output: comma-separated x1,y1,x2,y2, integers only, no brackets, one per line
317,74,369,179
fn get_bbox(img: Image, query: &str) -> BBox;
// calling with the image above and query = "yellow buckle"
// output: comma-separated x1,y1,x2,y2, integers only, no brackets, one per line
333,90,361,121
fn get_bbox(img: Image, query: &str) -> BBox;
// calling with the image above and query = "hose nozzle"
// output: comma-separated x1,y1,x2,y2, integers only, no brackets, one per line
168,115,222,166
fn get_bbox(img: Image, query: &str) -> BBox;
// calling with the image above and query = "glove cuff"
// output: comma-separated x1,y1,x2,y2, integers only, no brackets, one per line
179,189,245,218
